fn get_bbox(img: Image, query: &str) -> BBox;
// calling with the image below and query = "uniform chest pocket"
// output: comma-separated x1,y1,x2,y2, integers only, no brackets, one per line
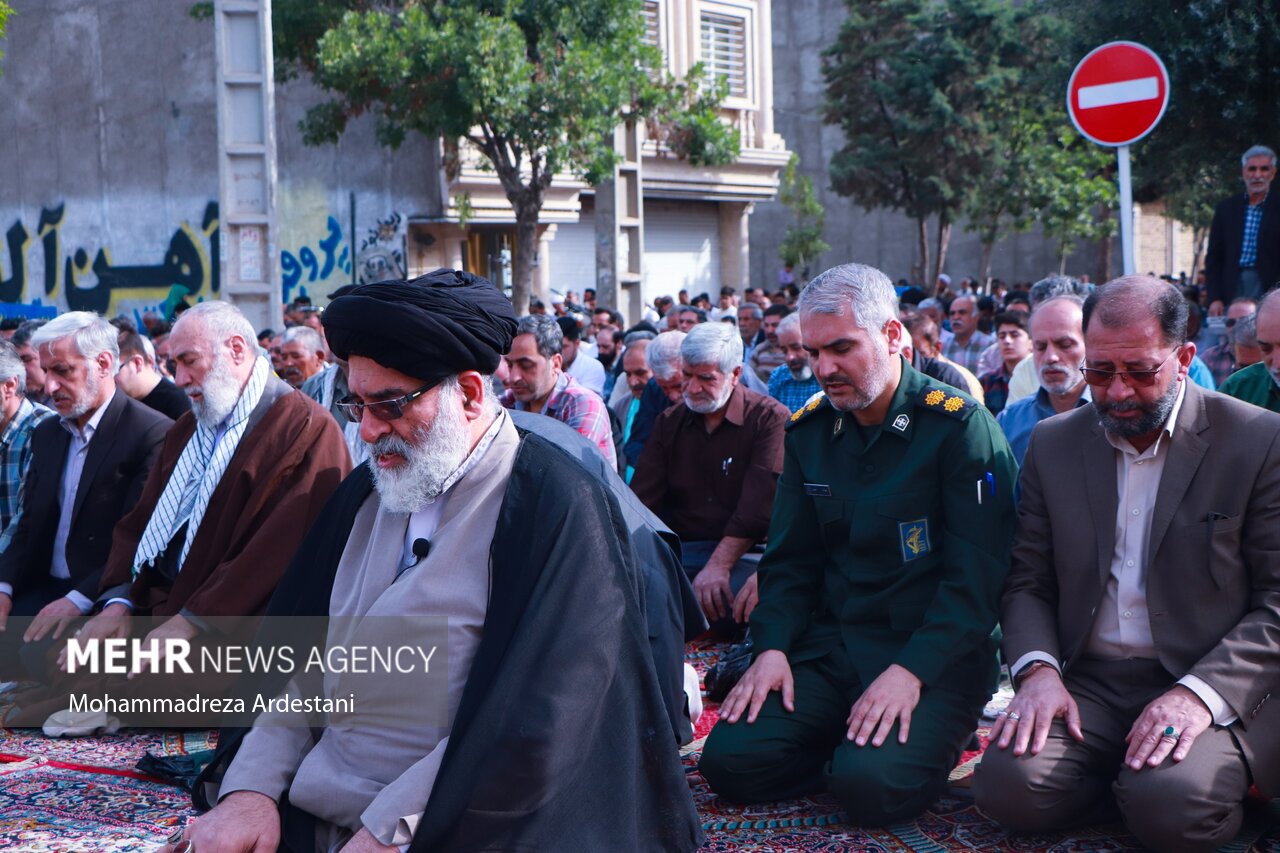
812,496,852,551
868,491,936,564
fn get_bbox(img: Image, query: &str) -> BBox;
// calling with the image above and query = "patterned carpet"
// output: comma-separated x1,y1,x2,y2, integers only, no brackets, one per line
0,644,1274,851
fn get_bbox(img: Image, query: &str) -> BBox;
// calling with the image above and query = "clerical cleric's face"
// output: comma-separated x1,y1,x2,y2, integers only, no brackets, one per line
503,333,560,404
348,356,473,513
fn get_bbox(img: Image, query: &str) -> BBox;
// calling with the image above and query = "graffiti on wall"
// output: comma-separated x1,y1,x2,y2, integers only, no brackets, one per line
281,216,349,305
0,202,220,320
280,210,405,304
356,212,406,285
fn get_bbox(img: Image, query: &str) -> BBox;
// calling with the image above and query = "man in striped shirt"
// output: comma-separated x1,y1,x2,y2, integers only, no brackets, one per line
506,315,616,468
0,340,54,554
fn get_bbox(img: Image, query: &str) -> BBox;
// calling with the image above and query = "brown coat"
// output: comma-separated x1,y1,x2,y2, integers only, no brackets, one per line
99,377,351,627
1002,380,1280,794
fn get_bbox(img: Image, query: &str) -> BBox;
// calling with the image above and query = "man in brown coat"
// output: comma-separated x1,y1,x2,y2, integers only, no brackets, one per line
974,276,1280,852
30,300,350,733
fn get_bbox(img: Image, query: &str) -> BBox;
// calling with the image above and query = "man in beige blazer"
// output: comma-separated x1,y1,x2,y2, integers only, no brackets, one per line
974,275,1280,852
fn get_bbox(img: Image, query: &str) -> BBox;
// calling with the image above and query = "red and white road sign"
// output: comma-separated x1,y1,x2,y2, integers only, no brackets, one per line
1067,41,1169,147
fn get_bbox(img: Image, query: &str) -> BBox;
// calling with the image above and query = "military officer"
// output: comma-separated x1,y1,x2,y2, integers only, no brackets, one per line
699,262,1018,826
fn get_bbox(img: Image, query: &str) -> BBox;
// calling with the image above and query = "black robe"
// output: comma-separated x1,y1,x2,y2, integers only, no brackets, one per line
197,430,703,852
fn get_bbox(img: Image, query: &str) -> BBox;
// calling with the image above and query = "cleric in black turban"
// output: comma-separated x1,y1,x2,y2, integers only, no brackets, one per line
322,268,517,381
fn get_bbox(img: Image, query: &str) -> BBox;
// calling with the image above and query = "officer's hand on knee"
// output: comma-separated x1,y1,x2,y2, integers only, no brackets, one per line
993,665,1082,756
721,649,794,724
846,664,921,747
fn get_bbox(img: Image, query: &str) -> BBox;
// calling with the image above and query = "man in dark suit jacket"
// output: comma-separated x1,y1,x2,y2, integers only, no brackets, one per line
0,312,171,678
975,276,1280,853
1205,145,1280,314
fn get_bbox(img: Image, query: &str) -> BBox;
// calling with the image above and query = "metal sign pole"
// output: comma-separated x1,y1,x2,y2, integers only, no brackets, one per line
1117,144,1135,275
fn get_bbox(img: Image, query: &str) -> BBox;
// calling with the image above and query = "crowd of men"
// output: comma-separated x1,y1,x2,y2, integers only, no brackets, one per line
0,145,1272,852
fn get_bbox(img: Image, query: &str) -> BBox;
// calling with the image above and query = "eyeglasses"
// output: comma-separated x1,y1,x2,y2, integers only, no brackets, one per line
336,379,442,422
1080,349,1178,388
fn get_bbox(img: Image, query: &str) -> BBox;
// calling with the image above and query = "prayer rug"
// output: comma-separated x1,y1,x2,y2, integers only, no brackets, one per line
0,759,191,852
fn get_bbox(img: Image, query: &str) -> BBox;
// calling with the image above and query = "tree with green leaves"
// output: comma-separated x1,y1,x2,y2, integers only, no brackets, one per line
1049,0,1280,277
778,154,830,284
963,111,1117,282
1027,127,1118,273
823,0,1042,288
273,0,739,313
0,2,13,69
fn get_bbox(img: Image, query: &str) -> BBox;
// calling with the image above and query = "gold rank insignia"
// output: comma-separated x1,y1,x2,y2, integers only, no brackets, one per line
787,392,829,427
917,385,976,420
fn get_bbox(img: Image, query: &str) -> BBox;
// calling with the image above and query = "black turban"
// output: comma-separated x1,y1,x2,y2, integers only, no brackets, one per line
322,269,517,380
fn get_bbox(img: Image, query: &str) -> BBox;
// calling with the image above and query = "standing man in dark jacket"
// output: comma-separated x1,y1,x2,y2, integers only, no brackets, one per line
1205,145,1280,314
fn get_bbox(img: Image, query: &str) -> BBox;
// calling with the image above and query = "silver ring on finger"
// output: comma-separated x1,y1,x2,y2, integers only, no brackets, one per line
1007,711,1022,721
166,827,185,844
1161,725,1180,741
175,841,195,853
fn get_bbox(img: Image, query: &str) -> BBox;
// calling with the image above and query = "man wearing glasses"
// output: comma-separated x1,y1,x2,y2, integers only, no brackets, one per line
178,271,699,853
975,275,1280,852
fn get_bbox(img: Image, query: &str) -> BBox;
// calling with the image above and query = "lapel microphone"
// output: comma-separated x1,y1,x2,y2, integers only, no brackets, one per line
394,538,432,582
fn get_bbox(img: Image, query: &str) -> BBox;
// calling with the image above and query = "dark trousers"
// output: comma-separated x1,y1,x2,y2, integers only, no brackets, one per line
0,576,80,681
699,645,984,826
973,657,1251,853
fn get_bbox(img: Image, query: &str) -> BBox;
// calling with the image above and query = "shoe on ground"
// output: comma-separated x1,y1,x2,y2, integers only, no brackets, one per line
42,709,121,737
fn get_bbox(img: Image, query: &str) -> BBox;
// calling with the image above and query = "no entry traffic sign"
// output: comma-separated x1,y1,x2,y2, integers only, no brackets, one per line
1067,41,1169,147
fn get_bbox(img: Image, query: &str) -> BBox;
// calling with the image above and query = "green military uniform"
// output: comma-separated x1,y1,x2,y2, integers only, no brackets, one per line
700,358,1018,825
1218,362,1280,413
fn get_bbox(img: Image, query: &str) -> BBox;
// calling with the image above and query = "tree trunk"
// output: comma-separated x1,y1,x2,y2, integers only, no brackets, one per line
978,236,995,289
933,215,952,289
916,216,930,290
1095,205,1113,285
1059,243,1069,275
511,201,539,316
1189,224,1209,283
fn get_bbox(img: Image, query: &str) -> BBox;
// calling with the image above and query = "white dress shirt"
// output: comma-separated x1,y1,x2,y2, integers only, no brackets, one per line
1012,379,1236,725
40,390,114,613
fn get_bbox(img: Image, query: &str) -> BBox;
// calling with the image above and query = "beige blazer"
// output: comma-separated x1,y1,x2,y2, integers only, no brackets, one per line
1002,379,1280,794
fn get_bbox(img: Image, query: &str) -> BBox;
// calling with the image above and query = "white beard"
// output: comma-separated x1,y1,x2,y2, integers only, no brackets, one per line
189,352,245,428
684,379,734,415
368,385,472,513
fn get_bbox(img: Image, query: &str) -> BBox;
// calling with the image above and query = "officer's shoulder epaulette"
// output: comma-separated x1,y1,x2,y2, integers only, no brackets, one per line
917,385,977,421
786,391,830,429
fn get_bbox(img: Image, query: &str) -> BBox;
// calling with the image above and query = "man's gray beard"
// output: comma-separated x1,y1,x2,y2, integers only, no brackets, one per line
369,385,472,513
788,364,813,382
64,368,101,420
684,380,735,415
825,342,893,413
1038,362,1084,395
1095,378,1180,439
1269,366,1280,391
189,352,244,428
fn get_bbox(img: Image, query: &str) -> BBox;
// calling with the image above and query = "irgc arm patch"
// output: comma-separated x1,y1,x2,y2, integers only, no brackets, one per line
917,386,976,420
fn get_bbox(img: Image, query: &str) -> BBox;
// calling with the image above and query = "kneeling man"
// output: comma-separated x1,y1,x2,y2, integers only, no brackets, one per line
975,276,1280,852
177,271,700,853
699,263,1017,825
